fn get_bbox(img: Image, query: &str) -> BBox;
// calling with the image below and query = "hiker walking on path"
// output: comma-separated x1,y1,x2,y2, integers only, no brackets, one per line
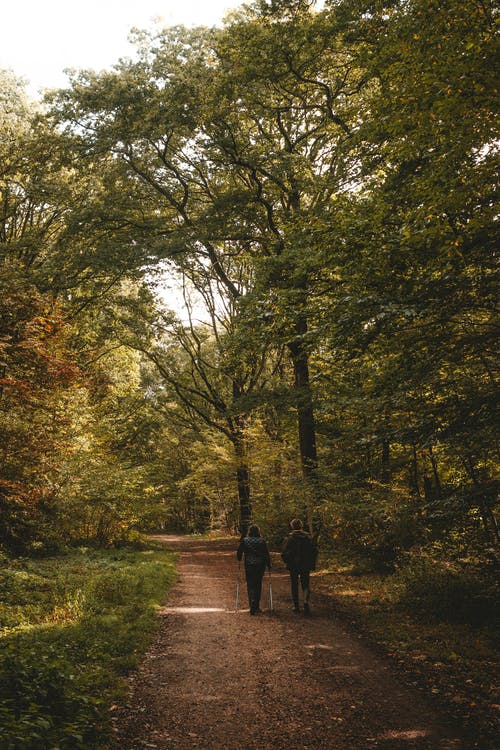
282,518,317,614
237,524,271,614
117,535,469,750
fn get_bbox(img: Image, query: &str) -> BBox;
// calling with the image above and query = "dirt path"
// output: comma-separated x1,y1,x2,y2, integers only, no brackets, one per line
115,536,468,750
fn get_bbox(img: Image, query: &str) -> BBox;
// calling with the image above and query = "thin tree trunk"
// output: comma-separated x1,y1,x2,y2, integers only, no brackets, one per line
423,474,434,502
0,364,6,400
409,442,421,498
459,453,500,547
428,445,442,499
381,440,390,484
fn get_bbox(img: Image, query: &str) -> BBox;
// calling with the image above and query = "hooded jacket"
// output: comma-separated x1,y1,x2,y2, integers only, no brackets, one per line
282,530,317,572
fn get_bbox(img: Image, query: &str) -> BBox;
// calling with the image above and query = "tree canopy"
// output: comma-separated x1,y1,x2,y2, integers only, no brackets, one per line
0,0,497,563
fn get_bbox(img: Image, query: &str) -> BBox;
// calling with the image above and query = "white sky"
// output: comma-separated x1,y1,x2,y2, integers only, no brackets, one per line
1,0,246,97
1,0,249,320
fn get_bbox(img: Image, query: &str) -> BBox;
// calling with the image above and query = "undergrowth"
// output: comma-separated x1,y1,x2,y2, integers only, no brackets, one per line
0,544,176,750
316,552,499,748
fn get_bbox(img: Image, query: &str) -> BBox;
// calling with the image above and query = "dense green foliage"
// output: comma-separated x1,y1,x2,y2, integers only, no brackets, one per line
0,545,176,749
1,0,498,587
0,69,172,551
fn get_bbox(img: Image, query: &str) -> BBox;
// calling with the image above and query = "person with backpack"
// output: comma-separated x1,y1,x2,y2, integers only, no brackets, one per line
281,518,317,614
237,524,271,615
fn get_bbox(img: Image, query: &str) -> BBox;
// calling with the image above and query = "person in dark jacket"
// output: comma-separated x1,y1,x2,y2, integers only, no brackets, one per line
282,518,317,614
237,524,271,614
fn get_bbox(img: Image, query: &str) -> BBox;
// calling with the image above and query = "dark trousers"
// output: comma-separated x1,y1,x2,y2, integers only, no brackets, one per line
290,568,310,607
245,565,265,612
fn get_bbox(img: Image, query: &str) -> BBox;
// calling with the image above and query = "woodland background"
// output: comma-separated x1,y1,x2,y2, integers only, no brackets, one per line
0,0,498,746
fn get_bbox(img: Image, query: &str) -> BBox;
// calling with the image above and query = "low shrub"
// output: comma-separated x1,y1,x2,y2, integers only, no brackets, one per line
321,490,425,573
396,556,499,625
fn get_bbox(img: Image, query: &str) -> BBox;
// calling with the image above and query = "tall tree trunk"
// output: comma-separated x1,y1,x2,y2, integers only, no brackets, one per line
231,378,252,534
287,313,317,533
233,430,251,535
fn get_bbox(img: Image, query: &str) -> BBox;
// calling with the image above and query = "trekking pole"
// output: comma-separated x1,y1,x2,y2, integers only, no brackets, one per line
235,561,241,611
268,568,273,612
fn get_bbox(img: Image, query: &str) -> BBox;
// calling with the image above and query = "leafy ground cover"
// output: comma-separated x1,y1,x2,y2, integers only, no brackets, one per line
0,544,176,749
316,556,499,747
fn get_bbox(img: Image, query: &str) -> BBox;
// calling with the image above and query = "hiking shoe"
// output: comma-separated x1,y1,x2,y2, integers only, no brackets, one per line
292,606,300,613
303,603,311,615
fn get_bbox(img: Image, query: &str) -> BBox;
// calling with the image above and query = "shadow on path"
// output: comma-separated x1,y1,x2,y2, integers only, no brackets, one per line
115,535,468,750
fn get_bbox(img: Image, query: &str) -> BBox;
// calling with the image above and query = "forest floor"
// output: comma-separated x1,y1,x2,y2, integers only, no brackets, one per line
113,536,490,750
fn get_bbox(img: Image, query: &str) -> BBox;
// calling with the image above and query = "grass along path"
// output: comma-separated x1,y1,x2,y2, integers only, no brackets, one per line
0,544,176,749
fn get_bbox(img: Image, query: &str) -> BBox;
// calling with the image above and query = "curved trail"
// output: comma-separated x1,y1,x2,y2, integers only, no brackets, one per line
116,536,465,750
